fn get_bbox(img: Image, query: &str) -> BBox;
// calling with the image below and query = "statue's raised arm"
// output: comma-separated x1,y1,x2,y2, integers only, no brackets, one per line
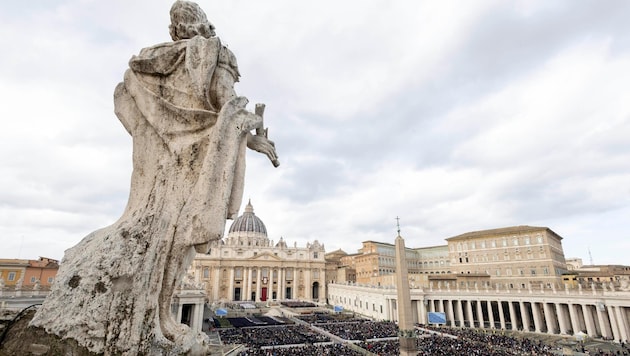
30,1,279,354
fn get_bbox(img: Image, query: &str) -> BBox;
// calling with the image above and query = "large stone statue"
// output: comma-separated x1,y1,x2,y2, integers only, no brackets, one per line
31,1,279,354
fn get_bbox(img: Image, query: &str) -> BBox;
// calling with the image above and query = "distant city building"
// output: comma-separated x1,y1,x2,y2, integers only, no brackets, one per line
189,201,326,303
0,257,59,289
562,262,630,288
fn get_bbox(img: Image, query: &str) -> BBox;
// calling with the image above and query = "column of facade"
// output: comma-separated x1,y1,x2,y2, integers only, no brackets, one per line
242,267,249,301
318,268,325,302
542,302,557,334
487,300,496,329
228,268,235,300
614,306,629,342
278,268,284,300
281,267,287,299
446,300,456,327
212,267,221,301
498,301,506,330
581,304,597,337
255,268,262,302
596,304,613,339
531,302,543,333
555,303,569,334
438,299,445,313
508,301,517,331
428,299,435,313
519,302,531,332
466,300,475,328
456,300,465,327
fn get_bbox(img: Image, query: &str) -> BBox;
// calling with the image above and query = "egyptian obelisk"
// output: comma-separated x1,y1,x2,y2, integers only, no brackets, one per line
395,217,416,355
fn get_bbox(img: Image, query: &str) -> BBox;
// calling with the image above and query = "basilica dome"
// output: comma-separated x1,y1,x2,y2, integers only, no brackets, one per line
227,200,267,237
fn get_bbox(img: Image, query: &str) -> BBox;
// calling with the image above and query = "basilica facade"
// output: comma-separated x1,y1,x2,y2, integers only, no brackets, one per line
189,201,326,303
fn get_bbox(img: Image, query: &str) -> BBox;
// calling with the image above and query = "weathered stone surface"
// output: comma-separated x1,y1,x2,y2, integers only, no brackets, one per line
29,1,278,354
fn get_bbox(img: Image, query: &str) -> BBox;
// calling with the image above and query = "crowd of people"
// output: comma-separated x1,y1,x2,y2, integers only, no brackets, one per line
216,310,629,355
315,320,398,341
236,343,364,356
217,324,330,348
296,312,365,324
280,301,316,308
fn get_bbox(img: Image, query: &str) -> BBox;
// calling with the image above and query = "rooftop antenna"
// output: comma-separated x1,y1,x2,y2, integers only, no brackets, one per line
588,247,594,265
395,216,401,236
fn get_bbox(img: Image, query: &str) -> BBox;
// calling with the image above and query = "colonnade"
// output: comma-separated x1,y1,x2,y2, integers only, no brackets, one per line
327,283,630,343
424,297,629,342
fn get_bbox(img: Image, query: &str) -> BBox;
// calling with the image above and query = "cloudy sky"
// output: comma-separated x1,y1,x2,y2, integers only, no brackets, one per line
1,1,629,265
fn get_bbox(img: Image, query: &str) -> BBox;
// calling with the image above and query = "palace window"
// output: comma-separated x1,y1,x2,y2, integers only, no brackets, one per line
7,272,16,281
203,267,210,278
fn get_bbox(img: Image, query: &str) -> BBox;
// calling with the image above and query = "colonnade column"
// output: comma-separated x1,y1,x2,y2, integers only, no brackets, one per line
192,303,203,331
476,300,485,328
508,301,517,331
607,305,621,342
487,301,496,329
456,300,465,327
556,303,569,334
582,304,596,337
498,302,506,330
447,300,455,327
569,303,581,334
519,301,531,332
466,300,475,328
596,304,613,339
419,299,427,326
532,302,543,333
176,302,183,325
614,306,629,342
543,302,557,334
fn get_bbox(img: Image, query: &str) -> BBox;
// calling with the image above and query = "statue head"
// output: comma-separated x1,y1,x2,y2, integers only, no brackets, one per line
169,1,216,41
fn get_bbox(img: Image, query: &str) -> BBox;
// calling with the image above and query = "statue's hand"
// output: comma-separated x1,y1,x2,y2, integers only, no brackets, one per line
247,133,279,167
